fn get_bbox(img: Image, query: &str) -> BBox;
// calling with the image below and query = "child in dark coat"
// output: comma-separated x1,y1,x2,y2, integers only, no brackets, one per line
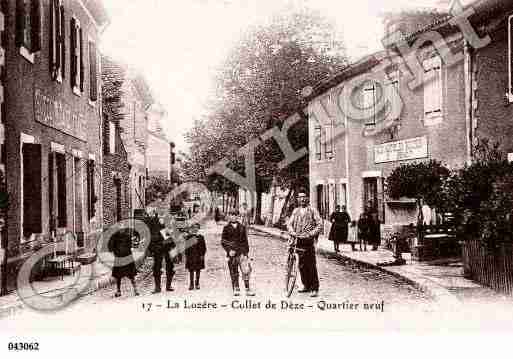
184,223,207,290
108,228,140,298
221,212,255,296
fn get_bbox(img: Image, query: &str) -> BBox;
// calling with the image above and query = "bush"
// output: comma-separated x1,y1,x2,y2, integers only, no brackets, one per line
446,139,513,248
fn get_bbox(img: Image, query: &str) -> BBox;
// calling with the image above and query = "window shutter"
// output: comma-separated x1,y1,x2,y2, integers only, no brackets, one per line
49,0,55,74
510,15,513,95
31,0,42,52
79,28,84,92
87,160,96,219
56,152,67,227
16,0,26,47
23,144,42,236
90,41,98,101
55,1,61,74
60,5,66,78
70,18,76,87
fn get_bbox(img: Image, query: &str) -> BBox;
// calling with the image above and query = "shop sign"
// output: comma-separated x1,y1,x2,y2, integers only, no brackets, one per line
34,88,86,141
374,136,428,164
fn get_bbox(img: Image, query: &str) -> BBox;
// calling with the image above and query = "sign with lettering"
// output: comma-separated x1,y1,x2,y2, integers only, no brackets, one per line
34,88,86,141
374,136,428,164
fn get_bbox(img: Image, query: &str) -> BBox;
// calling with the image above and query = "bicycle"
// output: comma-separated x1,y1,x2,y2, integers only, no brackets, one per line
284,235,305,298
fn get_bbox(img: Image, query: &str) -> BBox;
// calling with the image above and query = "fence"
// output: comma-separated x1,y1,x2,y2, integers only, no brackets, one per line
462,240,513,295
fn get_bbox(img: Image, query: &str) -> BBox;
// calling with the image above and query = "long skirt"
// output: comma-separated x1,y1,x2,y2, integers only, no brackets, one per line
328,224,348,243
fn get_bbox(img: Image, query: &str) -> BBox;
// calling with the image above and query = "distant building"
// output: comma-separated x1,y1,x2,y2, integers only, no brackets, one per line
146,103,171,180
101,56,152,220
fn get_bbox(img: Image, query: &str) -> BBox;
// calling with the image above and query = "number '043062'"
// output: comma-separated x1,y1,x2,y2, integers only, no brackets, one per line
8,342,39,351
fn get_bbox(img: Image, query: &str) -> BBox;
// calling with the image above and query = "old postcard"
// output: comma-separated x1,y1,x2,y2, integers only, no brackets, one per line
2,0,513,353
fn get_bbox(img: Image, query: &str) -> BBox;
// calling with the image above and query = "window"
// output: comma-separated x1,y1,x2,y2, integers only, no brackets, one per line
87,160,96,220
508,15,513,101
16,0,42,58
22,143,42,238
385,71,400,119
324,123,334,160
314,124,322,160
50,0,65,81
89,40,98,101
316,184,324,219
109,121,116,154
423,56,442,118
70,17,84,93
362,82,377,126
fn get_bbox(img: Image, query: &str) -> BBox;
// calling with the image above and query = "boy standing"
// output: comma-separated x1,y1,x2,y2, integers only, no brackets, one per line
221,212,255,297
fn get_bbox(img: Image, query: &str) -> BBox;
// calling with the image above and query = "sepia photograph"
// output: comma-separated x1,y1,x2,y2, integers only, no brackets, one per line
1,0,513,354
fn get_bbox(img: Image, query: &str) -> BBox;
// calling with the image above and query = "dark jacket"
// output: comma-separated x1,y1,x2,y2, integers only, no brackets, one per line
108,229,137,279
147,215,175,254
329,211,351,242
185,234,207,271
358,211,381,245
221,222,249,256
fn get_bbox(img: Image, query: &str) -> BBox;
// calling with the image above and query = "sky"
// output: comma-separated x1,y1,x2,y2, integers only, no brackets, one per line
100,0,459,151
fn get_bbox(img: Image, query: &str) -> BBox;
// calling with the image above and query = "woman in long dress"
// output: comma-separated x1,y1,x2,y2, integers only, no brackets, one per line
328,205,351,253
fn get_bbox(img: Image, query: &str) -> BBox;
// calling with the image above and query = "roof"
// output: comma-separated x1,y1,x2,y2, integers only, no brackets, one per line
305,0,513,104
305,50,388,102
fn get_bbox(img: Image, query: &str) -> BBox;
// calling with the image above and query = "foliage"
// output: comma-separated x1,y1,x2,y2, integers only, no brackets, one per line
386,159,450,209
182,7,348,201
445,139,513,248
145,176,173,205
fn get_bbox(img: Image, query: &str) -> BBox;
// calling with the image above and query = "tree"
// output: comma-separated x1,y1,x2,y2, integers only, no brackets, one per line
183,7,348,223
386,159,451,226
444,139,513,248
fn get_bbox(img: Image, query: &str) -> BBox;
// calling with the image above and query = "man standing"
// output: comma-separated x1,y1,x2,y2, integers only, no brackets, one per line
148,212,176,293
221,212,255,296
286,191,322,298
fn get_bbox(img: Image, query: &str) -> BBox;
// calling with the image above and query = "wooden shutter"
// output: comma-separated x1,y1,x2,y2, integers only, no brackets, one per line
87,160,96,219
16,0,26,47
60,5,66,78
31,0,42,52
510,16,513,95
70,18,76,87
79,28,84,92
48,153,56,233
89,41,98,101
56,153,67,227
49,0,54,74
23,144,42,236
54,1,61,73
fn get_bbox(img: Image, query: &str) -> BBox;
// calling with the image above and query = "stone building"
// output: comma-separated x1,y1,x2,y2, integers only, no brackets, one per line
146,103,171,180
0,0,108,291
101,56,151,220
306,8,470,232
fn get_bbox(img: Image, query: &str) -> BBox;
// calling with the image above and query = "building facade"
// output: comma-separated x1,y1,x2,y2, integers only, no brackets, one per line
1,0,108,290
101,56,150,219
146,103,171,180
307,10,470,233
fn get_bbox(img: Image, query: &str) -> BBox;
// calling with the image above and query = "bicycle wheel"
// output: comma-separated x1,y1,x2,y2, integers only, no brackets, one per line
285,252,298,297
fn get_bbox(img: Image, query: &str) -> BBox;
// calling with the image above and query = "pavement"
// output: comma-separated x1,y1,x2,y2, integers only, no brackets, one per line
250,224,508,308
0,252,148,319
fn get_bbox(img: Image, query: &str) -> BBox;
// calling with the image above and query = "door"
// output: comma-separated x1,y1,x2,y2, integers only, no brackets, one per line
22,144,42,238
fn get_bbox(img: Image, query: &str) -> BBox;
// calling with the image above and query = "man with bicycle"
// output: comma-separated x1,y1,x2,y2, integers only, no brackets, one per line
286,191,322,298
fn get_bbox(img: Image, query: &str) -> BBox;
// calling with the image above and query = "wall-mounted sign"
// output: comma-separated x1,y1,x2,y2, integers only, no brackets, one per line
374,136,428,164
34,88,86,141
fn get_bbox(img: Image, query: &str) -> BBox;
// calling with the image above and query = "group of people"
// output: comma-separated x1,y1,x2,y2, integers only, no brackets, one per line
108,208,256,298
327,201,381,253
107,195,381,299
108,212,207,297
